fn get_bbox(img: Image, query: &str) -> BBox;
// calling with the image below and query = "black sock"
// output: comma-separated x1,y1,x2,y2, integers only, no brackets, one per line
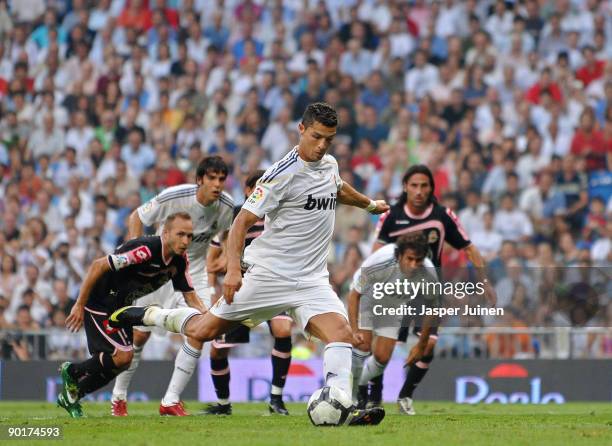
358,385,368,401
210,357,230,402
74,352,120,398
369,374,383,401
399,354,434,399
271,336,292,398
68,356,103,381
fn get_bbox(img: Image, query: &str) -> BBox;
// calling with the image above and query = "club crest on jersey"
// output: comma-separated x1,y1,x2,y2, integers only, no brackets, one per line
247,186,264,205
304,193,337,211
141,201,154,213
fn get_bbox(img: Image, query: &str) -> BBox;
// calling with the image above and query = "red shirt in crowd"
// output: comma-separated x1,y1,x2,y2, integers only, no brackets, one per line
524,82,563,104
570,129,608,171
575,60,605,87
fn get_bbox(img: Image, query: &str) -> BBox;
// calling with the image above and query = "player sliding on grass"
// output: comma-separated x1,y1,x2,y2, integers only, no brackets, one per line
110,102,390,425
59,213,196,418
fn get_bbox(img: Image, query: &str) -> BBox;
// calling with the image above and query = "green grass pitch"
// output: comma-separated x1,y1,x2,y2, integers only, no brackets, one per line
1,402,611,446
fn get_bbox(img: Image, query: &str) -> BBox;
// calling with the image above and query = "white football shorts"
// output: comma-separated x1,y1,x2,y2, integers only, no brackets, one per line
210,265,348,333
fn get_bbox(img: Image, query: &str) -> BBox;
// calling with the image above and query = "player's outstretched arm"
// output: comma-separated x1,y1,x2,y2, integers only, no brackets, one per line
66,256,112,332
464,244,497,307
127,209,145,239
223,208,259,304
337,181,390,214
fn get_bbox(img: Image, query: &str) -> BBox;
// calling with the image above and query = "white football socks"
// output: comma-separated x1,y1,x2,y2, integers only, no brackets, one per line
112,344,143,401
162,341,201,406
144,307,201,334
359,356,386,386
323,342,353,397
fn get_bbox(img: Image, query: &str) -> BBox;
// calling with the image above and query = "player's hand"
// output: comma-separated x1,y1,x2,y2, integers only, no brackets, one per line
198,302,209,314
370,200,390,215
352,331,365,347
66,304,85,332
406,343,426,367
222,269,242,305
483,280,497,307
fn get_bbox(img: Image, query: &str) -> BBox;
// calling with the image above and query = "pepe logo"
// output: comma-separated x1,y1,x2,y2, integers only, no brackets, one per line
248,186,265,204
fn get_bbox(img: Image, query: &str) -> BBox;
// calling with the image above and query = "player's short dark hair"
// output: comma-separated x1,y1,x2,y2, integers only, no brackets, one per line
245,169,265,189
301,102,338,129
395,233,429,260
399,164,437,205
164,212,192,229
196,155,229,179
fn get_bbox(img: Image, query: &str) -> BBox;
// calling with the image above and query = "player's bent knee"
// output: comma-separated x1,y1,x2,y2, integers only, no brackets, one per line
327,324,353,344
373,351,390,366
133,329,151,346
113,350,134,370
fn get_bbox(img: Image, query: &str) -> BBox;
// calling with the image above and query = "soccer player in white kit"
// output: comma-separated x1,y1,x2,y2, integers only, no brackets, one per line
347,233,438,414
110,156,234,416
110,103,390,425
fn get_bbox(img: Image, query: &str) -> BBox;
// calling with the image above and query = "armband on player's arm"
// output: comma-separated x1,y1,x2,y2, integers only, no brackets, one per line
107,245,152,272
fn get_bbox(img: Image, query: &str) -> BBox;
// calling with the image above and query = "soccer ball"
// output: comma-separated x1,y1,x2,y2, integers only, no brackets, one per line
307,386,353,426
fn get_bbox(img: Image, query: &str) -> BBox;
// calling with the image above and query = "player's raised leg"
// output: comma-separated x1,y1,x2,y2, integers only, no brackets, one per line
110,305,238,343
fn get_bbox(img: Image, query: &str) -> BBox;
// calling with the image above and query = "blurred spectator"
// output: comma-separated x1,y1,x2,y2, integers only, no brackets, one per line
493,193,534,242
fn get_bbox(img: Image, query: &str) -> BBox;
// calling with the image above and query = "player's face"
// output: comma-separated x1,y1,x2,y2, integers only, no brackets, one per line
298,121,337,162
398,249,425,276
166,217,194,255
405,173,432,210
197,170,227,204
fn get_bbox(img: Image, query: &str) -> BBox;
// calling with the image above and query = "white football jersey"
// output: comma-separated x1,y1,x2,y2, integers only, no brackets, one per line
242,147,343,280
137,184,234,277
351,244,437,293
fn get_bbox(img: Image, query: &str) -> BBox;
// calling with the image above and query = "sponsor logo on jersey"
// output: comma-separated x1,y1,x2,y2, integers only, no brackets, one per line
247,186,265,205
303,193,337,211
114,254,129,268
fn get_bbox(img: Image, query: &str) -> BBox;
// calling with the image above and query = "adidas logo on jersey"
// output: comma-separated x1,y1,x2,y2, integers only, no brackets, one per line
304,193,337,211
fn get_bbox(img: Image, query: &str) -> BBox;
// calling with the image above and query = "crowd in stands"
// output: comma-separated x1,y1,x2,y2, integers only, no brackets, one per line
0,0,610,359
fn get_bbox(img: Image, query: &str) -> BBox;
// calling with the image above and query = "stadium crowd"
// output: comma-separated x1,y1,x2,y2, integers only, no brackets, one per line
0,0,610,360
